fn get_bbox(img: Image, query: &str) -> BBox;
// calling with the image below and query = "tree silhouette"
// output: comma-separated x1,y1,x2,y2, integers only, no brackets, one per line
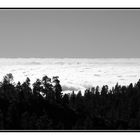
0,73,140,130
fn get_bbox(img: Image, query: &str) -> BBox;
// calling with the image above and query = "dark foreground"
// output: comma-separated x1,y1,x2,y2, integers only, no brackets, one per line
0,73,140,130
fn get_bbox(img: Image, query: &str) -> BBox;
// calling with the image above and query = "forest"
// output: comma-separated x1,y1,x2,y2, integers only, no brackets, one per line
0,73,140,130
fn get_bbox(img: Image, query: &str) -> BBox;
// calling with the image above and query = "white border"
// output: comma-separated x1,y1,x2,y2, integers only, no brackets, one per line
1,133,140,140
0,0,140,7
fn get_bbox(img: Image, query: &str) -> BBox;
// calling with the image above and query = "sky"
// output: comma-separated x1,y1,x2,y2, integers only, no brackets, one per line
0,9,140,58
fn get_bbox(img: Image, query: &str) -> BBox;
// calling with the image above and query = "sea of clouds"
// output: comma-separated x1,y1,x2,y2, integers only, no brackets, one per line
0,58,140,93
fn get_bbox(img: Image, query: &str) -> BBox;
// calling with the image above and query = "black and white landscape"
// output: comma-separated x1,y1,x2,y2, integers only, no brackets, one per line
0,9,140,130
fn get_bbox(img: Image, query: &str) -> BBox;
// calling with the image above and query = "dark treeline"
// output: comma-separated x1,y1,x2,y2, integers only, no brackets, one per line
0,73,140,130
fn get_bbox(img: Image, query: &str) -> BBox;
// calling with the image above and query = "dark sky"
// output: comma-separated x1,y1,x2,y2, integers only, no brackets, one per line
0,9,140,58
